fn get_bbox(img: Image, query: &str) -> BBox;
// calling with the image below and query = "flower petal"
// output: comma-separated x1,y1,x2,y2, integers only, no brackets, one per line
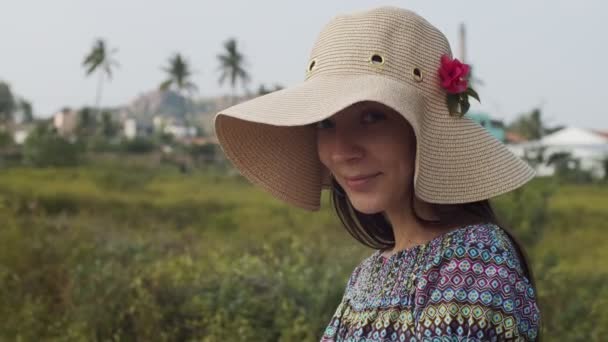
441,55,451,66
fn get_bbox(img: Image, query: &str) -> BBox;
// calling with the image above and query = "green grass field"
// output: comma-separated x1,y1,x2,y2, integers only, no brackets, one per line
0,161,606,341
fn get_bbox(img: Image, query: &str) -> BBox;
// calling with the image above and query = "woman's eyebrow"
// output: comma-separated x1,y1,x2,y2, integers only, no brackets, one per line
357,102,383,112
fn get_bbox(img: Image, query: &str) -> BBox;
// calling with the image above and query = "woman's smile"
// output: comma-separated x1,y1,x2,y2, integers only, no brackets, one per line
344,172,382,191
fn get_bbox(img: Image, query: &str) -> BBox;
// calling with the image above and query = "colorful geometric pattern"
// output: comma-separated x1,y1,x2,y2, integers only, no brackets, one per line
321,223,540,341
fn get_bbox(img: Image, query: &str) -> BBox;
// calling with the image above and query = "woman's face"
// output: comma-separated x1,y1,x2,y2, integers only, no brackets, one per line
316,101,417,214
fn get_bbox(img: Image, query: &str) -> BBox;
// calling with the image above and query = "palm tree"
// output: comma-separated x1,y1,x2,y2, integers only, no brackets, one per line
159,53,198,122
159,53,197,94
217,38,250,102
82,38,119,116
0,81,15,125
508,108,544,141
257,83,284,96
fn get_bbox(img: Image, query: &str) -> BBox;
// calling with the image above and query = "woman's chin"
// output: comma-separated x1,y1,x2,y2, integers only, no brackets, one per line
348,196,386,215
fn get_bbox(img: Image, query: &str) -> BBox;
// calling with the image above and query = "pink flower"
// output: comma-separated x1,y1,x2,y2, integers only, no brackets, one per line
439,55,471,94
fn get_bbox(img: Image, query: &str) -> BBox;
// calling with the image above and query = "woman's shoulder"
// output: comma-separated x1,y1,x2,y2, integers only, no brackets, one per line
430,222,526,276
416,222,540,340
444,221,518,250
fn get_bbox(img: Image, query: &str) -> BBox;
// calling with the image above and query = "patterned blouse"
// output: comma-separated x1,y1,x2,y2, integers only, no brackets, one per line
321,223,540,341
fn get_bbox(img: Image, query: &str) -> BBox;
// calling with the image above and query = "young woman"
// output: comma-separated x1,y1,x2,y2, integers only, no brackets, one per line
214,6,540,341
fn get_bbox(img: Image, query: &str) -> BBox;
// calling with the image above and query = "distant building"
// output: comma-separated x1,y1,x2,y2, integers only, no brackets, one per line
197,94,256,136
53,108,78,137
466,112,506,142
504,131,528,144
185,136,219,145
124,118,137,140
164,124,197,139
508,127,608,178
14,129,29,144
153,115,165,132
119,90,256,138
120,90,189,122
12,123,35,144
123,118,153,140
593,130,608,140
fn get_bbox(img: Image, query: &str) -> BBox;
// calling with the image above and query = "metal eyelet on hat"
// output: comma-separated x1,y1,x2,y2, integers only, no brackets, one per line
413,67,423,82
307,59,317,73
369,54,385,66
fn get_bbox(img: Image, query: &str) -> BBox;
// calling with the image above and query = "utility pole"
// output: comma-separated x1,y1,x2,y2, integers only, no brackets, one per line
459,23,467,64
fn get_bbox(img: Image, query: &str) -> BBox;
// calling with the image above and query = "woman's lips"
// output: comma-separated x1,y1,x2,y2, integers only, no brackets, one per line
344,173,381,191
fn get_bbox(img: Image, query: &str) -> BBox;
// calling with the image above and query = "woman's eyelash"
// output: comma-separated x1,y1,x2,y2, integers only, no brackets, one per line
316,119,334,129
362,111,386,123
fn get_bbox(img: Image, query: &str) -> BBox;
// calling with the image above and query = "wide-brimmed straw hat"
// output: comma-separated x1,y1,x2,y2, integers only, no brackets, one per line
214,6,535,211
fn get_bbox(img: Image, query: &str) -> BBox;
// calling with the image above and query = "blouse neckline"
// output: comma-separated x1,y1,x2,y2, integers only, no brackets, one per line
374,223,485,263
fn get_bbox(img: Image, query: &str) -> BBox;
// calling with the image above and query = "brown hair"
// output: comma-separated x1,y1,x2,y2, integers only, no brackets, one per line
329,177,536,288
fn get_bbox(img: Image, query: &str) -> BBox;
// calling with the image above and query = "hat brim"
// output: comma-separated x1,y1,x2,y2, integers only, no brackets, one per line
215,74,426,210
215,73,535,211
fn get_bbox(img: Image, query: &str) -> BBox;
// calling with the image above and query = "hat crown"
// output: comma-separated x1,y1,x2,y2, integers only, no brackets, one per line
306,7,452,100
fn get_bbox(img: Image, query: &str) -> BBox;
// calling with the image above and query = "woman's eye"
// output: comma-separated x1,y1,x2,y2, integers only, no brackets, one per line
316,119,334,129
362,111,386,124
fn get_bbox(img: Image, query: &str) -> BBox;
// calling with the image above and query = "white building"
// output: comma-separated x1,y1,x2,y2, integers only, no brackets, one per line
164,124,197,139
153,115,165,132
53,108,78,136
123,117,155,140
508,127,608,179
14,128,30,144
124,118,138,140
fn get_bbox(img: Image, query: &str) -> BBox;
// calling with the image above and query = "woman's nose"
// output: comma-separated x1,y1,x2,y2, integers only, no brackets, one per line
330,131,364,163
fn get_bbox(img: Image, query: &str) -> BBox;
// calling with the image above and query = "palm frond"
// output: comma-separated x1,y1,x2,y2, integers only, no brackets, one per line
218,71,227,85
86,63,98,75
159,79,173,91
83,38,119,78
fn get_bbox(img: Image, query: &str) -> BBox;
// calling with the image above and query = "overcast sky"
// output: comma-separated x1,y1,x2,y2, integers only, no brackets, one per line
1,0,606,128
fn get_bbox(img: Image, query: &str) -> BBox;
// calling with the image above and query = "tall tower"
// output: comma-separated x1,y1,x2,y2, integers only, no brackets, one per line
459,23,467,63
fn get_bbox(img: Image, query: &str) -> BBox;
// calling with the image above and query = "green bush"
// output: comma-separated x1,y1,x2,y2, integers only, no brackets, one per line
493,178,555,247
120,137,158,154
0,129,13,148
0,164,606,340
22,125,83,167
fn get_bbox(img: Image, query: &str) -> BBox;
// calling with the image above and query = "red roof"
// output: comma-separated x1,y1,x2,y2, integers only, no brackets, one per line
505,131,528,143
592,130,608,139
